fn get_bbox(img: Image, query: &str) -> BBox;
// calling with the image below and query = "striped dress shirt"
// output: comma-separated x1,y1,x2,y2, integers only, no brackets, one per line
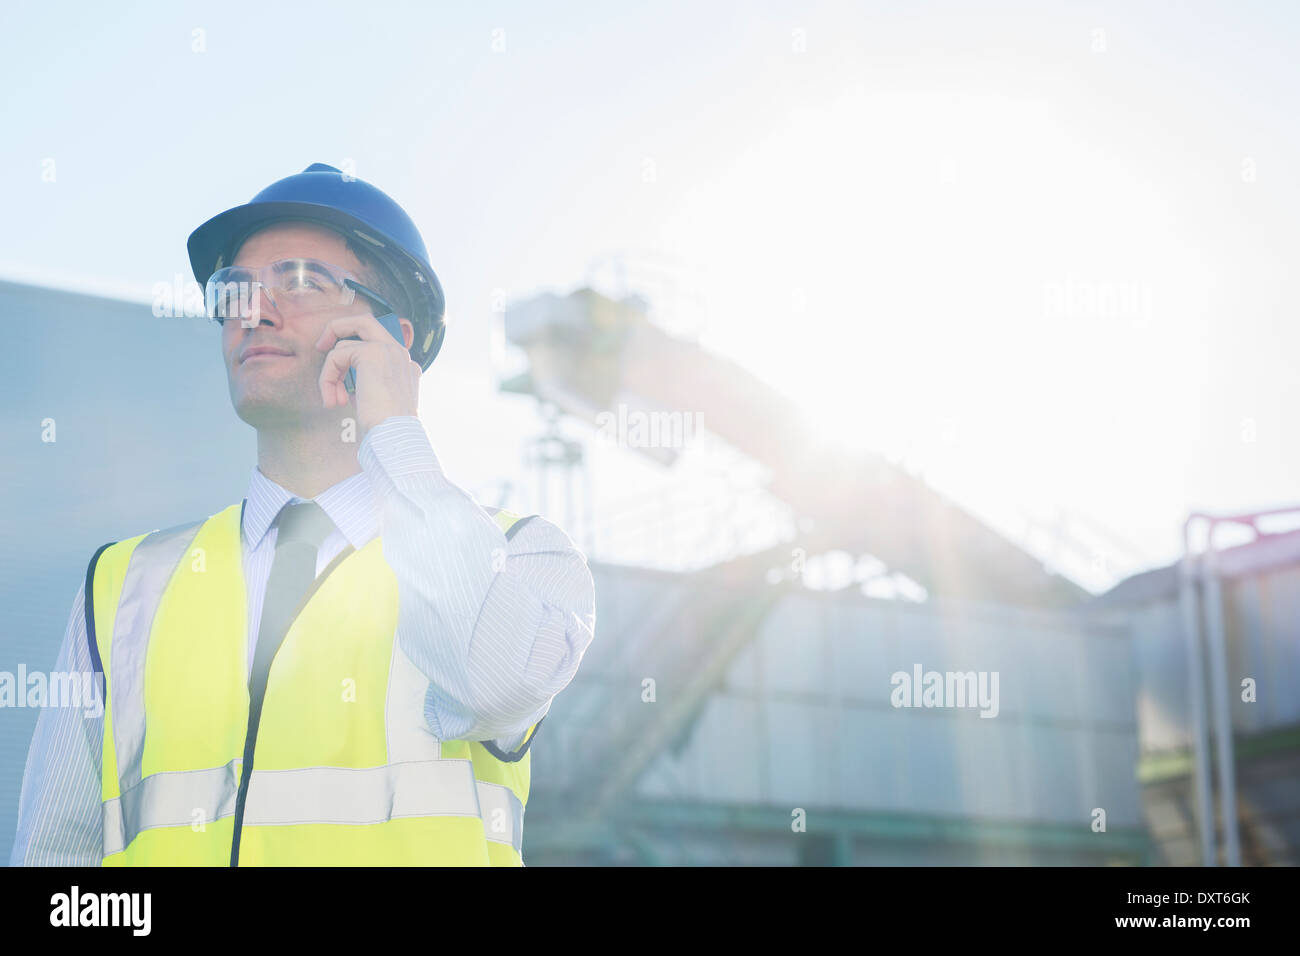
9,416,596,866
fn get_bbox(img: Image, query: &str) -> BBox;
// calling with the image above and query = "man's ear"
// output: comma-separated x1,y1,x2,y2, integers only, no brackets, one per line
399,317,415,350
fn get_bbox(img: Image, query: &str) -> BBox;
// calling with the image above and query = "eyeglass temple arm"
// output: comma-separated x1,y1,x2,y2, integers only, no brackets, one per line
344,278,396,316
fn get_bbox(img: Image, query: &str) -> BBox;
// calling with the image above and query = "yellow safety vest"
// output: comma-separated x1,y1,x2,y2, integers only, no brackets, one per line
85,501,539,866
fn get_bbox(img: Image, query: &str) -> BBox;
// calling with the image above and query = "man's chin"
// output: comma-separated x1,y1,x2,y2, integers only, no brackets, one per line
231,389,315,429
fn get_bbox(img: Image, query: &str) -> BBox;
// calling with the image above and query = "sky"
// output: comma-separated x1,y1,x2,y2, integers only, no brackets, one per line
2,0,1297,591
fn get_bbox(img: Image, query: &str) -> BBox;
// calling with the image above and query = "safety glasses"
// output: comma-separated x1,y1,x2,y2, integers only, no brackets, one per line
205,257,394,326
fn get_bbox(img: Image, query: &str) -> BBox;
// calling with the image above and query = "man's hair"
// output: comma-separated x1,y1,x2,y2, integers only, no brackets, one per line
343,236,414,322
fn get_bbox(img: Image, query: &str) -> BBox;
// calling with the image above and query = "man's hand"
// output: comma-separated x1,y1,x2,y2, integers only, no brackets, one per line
315,313,421,435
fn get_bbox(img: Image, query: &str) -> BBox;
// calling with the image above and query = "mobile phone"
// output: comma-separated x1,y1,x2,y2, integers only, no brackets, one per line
343,312,407,394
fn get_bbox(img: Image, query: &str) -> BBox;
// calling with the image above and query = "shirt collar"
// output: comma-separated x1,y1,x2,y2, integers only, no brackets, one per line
242,467,378,552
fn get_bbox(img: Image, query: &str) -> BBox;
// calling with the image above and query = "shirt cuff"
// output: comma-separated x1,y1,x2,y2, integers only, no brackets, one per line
357,415,446,481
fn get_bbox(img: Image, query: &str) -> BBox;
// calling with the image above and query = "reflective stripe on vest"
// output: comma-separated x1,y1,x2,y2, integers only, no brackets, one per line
89,502,535,865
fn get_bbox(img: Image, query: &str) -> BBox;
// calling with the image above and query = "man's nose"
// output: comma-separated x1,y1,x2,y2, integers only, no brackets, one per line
242,285,284,329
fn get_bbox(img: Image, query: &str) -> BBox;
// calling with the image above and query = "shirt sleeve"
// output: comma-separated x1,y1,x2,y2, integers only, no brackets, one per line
9,581,104,866
357,416,596,750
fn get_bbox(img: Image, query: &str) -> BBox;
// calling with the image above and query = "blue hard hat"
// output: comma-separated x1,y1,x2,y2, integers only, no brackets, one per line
187,163,446,370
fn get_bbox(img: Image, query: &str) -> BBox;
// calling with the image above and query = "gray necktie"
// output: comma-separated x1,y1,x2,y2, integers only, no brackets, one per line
231,500,336,864
251,500,338,695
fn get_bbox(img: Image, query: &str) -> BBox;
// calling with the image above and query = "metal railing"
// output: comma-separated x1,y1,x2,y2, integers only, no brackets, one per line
1180,504,1300,866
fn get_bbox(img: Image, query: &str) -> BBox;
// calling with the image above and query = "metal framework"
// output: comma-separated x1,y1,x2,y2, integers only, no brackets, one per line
1180,504,1300,866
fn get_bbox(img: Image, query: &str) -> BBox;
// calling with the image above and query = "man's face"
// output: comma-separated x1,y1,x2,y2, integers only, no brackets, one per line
222,222,375,428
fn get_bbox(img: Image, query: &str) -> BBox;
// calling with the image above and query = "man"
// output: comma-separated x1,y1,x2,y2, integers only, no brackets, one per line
10,163,596,866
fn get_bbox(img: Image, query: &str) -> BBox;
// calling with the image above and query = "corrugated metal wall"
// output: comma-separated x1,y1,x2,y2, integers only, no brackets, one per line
1226,565,1300,733
531,568,1144,860
642,593,1139,823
